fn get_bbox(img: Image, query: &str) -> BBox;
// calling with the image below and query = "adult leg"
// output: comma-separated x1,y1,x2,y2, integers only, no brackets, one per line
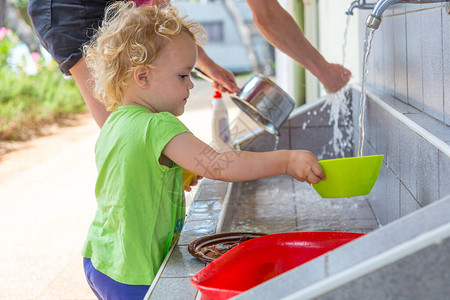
70,57,110,128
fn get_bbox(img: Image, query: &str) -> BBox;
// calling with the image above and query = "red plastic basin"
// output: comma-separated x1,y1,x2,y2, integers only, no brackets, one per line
191,231,364,300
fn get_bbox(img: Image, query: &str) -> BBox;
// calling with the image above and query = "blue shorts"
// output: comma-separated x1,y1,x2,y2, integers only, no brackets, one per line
27,0,109,75
83,257,150,300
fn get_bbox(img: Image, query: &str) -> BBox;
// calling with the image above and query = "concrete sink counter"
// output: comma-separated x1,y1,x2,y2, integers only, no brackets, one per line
146,85,450,299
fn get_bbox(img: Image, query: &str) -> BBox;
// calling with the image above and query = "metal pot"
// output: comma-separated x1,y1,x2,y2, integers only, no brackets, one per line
231,74,295,135
193,69,295,135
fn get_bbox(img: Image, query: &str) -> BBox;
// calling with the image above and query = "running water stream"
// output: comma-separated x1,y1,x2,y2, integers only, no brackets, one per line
273,134,280,151
342,14,351,67
358,27,376,157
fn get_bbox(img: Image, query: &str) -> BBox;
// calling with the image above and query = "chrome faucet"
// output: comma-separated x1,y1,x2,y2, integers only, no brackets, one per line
346,0,376,15
366,0,450,29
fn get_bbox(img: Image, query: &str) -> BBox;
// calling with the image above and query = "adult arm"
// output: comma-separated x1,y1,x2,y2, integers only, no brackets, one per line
70,58,111,128
246,0,351,93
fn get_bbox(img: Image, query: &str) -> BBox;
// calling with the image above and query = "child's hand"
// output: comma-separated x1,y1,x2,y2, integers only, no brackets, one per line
184,175,203,192
287,150,326,184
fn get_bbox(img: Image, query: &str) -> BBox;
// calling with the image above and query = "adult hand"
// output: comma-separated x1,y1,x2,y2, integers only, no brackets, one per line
196,46,238,93
321,63,352,93
208,64,238,94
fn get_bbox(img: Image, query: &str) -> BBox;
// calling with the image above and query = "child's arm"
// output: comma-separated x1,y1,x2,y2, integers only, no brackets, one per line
163,132,326,184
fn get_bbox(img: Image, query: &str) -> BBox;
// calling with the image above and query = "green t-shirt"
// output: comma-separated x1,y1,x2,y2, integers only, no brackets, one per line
82,105,189,285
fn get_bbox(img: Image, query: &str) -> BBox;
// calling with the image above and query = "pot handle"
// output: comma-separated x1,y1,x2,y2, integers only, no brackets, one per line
192,67,214,83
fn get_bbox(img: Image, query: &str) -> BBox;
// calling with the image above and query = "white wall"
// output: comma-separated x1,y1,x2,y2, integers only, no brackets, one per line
275,0,296,101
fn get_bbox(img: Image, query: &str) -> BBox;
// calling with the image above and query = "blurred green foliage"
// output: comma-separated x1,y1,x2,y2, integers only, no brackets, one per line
0,26,85,141
10,0,28,9
0,27,18,67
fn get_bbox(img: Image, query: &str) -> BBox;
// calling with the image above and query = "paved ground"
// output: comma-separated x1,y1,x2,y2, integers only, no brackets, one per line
0,77,248,299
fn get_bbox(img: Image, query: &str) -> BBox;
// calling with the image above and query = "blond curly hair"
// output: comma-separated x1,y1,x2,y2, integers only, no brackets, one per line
84,1,206,111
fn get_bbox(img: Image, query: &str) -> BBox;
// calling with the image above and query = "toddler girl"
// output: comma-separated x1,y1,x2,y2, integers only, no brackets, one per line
82,2,325,299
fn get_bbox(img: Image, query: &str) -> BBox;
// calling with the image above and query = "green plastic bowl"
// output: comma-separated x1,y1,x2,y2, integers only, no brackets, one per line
312,155,384,198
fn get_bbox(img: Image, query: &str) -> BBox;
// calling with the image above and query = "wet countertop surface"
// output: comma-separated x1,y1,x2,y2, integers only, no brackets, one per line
146,176,380,299
221,175,379,234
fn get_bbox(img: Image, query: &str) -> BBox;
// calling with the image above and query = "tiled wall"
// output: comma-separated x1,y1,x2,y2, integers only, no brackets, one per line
356,3,450,225
352,87,450,226
240,84,449,227
358,4,450,125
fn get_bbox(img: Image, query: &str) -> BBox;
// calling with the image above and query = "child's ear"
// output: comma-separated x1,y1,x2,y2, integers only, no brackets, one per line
134,66,151,88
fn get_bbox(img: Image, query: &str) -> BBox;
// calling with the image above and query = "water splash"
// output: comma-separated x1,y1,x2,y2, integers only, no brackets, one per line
317,89,353,159
303,14,353,160
358,27,376,157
